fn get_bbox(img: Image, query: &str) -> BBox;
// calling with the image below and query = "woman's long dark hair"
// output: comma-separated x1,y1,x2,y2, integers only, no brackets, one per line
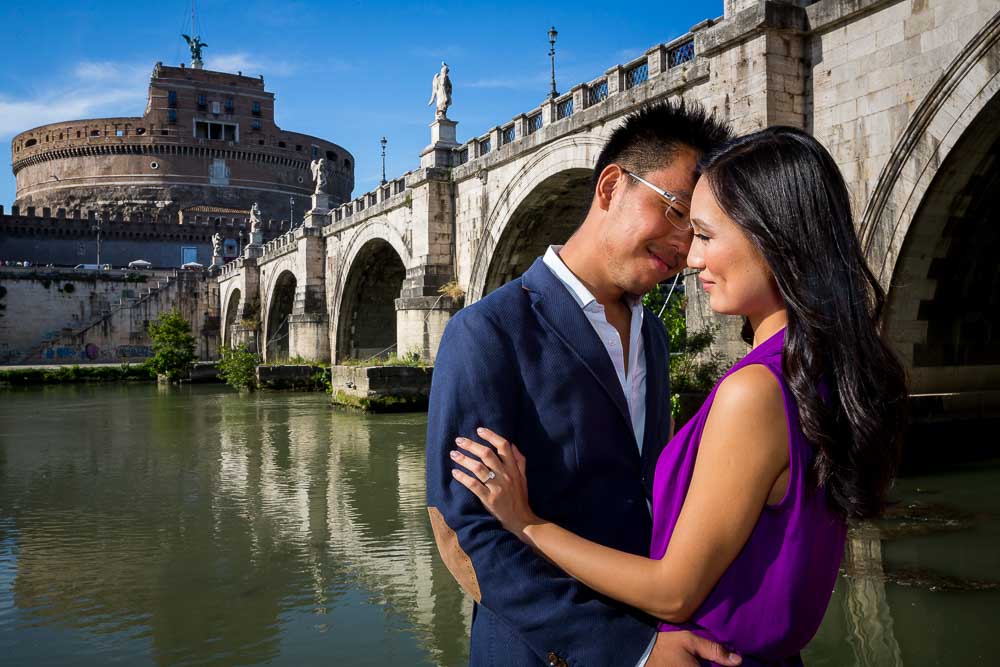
699,126,908,519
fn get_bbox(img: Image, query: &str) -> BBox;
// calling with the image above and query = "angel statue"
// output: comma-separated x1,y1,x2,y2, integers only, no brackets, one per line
249,202,262,234
310,158,328,195
428,62,452,120
182,34,208,69
211,232,223,257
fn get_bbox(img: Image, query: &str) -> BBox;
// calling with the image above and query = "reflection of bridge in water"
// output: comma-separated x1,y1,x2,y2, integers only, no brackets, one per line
2,388,470,666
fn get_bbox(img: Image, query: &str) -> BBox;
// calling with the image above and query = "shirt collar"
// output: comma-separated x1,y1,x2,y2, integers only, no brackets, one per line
542,245,642,310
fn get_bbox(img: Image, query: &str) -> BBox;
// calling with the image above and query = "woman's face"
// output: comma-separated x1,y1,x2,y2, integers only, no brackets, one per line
686,177,781,317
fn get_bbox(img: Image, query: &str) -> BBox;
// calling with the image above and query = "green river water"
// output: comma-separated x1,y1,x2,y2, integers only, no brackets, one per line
0,385,995,665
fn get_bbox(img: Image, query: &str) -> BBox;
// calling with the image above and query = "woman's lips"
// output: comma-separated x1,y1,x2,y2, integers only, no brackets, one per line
699,276,715,291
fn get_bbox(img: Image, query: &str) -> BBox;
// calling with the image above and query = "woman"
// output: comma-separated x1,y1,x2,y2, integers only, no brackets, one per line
449,126,908,666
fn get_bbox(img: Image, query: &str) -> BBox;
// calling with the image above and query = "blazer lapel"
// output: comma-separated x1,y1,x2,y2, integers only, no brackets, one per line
521,258,632,431
640,313,668,469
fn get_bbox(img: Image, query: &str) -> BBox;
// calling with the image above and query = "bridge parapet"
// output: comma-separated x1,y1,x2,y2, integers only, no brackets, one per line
450,31,699,172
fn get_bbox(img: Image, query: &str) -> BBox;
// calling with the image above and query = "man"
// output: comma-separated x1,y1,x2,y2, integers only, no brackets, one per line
426,101,738,666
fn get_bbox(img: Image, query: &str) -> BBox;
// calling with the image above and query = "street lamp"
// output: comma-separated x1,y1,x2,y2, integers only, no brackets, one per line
380,136,388,185
548,26,558,99
289,196,295,229
92,215,102,270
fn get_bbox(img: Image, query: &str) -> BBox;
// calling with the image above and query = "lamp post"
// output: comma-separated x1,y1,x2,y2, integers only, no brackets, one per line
92,215,102,270
289,196,295,230
380,136,388,185
548,26,558,99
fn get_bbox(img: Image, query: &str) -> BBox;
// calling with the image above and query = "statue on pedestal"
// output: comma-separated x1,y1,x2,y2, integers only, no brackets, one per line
182,34,208,69
310,158,328,195
250,202,262,234
428,62,452,120
212,232,222,257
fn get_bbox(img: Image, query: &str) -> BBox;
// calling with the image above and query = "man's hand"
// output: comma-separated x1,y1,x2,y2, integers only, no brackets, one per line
647,631,742,667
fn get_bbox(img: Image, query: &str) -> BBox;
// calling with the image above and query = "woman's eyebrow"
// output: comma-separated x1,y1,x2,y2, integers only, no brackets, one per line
690,216,713,230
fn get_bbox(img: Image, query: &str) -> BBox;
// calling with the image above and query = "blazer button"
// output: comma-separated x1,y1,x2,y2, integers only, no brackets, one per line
546,651,568,667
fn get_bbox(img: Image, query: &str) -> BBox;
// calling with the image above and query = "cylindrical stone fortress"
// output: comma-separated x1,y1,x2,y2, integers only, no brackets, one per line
11,63,353,221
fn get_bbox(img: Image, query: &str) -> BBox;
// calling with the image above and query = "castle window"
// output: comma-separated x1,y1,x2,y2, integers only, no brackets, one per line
116,129,125,137
252,101,261,116
211,101,221,115
278,141,286,148
77,131,81,138
90,130,101,136
168,90,177,107
197,94,207,109
252,119,261,130
295,144,302,152
25,138,37,147
311,145,319,159
167,110,177,124
225,97,234,113
195,120,238,142
326,150,337,161
344,158,351,169
135,127,146,135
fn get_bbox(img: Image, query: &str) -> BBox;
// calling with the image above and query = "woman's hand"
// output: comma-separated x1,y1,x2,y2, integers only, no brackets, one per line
450,427,539,541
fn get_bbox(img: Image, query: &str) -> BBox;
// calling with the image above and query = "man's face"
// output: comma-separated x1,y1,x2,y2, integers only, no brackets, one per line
599,148,698,296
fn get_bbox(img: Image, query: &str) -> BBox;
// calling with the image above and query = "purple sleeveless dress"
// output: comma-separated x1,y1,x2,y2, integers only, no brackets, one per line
651,328,846,666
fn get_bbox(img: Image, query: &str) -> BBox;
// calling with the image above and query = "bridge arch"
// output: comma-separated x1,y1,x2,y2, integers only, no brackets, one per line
468,134,607,302
263,270,297,362
222,287,242,348
862,14,1000,393
335,237,407,362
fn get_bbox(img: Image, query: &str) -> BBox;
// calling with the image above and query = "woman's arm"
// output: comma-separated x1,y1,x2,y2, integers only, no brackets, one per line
451,364,790,623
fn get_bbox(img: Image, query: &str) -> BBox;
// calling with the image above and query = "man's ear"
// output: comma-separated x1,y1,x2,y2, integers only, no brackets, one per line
594,164,626,212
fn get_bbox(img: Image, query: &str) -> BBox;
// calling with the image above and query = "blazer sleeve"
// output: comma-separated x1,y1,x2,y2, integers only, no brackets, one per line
426,308,656,666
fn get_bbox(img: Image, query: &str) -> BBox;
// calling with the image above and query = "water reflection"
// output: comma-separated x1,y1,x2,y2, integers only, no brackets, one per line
0,385,470,666
1,385,997,666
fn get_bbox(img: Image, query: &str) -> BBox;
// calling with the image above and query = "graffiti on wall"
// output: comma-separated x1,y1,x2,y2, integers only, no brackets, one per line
116,345,152,358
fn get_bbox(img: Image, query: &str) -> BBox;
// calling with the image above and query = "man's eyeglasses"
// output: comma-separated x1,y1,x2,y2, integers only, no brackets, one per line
623,169,692,231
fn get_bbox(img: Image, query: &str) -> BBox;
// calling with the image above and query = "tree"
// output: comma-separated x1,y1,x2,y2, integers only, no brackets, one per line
217,345,260,391
146,309,197,382
643,284,726,420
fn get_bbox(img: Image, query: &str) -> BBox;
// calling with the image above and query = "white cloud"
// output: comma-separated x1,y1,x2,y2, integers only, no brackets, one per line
204,52,297,77
466,71,550,89
0,62,149,137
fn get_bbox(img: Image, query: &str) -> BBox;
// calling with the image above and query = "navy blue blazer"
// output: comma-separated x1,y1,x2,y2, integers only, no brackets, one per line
426,257,672,666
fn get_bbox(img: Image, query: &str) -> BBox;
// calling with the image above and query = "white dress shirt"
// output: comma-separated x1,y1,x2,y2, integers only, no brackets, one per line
542,245,646,453
542,245,656,666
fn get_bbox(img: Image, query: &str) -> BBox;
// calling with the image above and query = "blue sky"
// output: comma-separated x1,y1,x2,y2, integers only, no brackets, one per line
0,0,723,207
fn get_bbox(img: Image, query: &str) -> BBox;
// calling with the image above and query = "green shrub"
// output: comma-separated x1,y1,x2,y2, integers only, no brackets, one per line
145,309,197,382
338,350,430,368
643,287,727,420
217,345,260,391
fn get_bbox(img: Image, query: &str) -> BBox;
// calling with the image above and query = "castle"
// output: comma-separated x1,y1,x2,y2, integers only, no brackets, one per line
4,56,354,268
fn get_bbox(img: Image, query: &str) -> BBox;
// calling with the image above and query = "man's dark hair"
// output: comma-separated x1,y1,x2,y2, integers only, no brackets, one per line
592,99,732,188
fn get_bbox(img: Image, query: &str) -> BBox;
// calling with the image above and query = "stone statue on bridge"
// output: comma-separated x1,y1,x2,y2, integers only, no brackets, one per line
250,202,262,234
211,232,222,257
428,62,452,120
310,158,328,195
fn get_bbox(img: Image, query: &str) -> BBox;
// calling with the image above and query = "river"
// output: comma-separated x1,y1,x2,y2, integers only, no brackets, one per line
0,385,995,665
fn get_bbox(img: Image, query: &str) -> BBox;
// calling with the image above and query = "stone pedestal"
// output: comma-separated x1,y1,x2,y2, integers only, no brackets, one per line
303,194,332,228
212,254,223,268
420,118,460,168
395,295,462,363
288,313,330,363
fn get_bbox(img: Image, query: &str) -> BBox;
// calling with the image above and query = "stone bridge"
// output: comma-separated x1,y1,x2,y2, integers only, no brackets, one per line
219,0,1000,403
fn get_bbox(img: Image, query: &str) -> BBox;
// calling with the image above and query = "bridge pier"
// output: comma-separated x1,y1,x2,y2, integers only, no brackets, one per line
288,226,329,363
